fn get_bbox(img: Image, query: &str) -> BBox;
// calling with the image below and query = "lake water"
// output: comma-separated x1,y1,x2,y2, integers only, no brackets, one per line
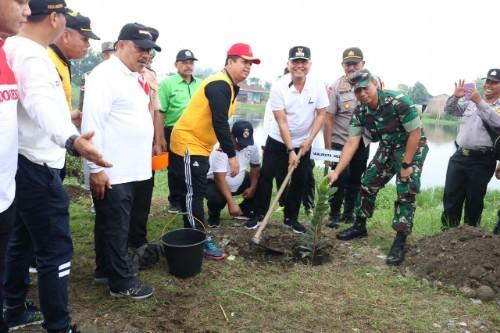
232,116,500,190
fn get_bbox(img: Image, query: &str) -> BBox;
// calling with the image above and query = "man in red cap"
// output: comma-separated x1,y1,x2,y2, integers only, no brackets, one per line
169,42,260,259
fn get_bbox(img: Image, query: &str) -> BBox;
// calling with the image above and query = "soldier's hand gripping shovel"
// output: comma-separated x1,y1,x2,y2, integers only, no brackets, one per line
251,148,304,254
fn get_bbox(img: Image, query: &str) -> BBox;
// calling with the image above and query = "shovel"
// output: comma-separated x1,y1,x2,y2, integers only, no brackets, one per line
251,148,304,254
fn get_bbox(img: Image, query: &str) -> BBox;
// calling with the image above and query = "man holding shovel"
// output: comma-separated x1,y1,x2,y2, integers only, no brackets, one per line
244,46,328,234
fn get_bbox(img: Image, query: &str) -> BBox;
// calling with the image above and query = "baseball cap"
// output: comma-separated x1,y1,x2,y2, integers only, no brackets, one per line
288,46,311,60
29,0,68,16
65,10,100,40
117,23,161,52
348,69,375,90
342,47,364,63
176,49,198,62
482,68,500,82
231,120,254,146
101,41,114,53
227,43,261,64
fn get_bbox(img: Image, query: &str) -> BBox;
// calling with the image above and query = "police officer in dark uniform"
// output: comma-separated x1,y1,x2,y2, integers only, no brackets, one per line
441,69,500,230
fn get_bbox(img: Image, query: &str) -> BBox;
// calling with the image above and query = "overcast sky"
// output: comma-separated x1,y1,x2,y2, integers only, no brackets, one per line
71,0,499,96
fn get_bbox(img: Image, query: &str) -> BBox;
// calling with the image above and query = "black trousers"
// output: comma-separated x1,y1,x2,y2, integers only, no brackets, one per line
441,149,496,228
169,151,209,228
206,171,254,217
329,142,369,217
0,200,15,321
253,136,311,222
5,155,72,331
93,181,149,290
164,126,182,207
128,176,154,249
302,160,315,210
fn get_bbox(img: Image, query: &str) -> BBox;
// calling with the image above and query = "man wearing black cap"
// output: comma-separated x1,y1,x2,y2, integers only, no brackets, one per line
323,47,371,228
328,69,428,266
48,9,100,113
158,48,201,213
206,121,261,228
82,22,161,300
3,0,111,332
245,46,328,234
441,69,500,231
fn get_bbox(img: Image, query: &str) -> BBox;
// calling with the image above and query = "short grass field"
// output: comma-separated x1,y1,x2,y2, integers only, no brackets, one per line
51,169,500,333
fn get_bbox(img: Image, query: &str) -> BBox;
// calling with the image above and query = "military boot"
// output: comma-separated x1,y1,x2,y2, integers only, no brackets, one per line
336,217,367,241
386,232,407,266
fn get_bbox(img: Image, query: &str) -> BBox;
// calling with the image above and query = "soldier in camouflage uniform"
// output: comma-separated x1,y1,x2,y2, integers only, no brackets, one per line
328,69,428,265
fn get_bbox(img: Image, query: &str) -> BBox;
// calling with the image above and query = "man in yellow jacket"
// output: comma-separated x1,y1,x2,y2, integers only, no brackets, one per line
169,43,260,259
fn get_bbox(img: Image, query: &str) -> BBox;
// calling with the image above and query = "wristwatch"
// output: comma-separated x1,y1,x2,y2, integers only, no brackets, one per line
65,135,80,157
401,162,412,169
287,148,294,154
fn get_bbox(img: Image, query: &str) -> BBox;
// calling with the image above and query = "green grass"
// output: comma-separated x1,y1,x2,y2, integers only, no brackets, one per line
64,169,500,332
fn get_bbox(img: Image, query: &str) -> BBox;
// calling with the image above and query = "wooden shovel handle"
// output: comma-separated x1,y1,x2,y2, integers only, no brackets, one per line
252,148,303,244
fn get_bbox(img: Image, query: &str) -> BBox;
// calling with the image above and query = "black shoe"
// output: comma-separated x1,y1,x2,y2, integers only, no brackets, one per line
244,215,262,230
64,324,80,333
110,282,153,300
284,219,306,234
208,214,220,228
167,203,181,214
341,212,354,224
327,215,341,229
336,224,367,241
5,301,43,331
386,232,407,266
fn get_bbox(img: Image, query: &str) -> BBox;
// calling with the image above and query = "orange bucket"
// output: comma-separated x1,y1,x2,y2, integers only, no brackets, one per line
152,152,169,170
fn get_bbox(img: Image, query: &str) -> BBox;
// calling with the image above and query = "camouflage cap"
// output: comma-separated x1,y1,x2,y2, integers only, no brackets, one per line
348,69,374,90
101,41,114,53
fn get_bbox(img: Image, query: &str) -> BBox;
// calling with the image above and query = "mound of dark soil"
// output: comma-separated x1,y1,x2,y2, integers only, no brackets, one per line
402,225,500,301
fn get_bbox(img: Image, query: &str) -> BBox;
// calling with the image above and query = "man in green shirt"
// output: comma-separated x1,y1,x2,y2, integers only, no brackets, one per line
158,49,201,213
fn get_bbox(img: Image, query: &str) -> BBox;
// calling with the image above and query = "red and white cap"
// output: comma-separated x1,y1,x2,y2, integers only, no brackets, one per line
226,43,261,64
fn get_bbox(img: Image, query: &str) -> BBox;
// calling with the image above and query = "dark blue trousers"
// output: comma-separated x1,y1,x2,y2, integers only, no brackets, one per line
0,200,15,328
4,155,73,331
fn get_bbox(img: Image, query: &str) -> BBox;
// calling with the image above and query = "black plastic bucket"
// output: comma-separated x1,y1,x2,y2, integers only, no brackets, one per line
160,228,206,278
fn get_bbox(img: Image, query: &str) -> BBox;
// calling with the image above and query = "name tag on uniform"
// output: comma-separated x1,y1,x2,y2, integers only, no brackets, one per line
310,148,341,162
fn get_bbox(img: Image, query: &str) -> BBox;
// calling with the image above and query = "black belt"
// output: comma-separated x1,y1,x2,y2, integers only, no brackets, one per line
458,147,493,157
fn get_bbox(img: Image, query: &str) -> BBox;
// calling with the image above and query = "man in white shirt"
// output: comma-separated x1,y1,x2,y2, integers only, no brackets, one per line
0,1,31,332
206,121,261,228
245,46,328,233
3,1,110,332
82,22,161,301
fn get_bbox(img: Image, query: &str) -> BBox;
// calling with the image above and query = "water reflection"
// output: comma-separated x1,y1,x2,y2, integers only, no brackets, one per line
231,115,499,190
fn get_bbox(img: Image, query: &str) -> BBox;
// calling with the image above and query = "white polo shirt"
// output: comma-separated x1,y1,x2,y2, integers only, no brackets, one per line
82,55,153,185
4,36,78,169
0,41,18,212
268,74,329,147
207,144,260,193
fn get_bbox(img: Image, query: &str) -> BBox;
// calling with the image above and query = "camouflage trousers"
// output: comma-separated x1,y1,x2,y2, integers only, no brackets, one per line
353,139,429,233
